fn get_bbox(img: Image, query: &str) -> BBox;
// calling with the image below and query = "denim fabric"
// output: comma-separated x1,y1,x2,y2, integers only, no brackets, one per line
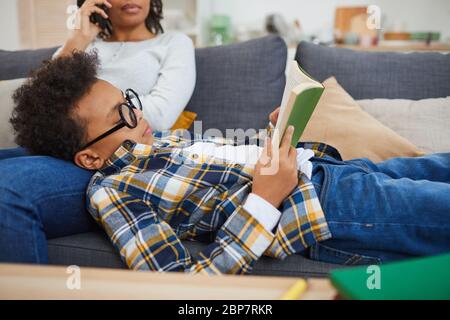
310,153,450,265
0,150,95,263
0,147,29,160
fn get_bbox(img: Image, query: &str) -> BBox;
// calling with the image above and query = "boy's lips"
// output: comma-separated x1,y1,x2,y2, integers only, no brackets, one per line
121,3,141,14
142,124,152,137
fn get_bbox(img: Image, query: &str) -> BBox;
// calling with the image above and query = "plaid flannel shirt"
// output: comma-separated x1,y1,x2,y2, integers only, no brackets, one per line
87,130,339,275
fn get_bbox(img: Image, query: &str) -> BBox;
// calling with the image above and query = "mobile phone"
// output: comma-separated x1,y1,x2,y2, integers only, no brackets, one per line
77,0,113,39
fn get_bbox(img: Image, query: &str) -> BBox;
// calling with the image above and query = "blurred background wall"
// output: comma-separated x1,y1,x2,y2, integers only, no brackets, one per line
1,0,449,50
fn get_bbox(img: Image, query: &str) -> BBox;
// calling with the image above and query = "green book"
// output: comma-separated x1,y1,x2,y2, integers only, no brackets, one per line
272,61,324,147
330,253,450,300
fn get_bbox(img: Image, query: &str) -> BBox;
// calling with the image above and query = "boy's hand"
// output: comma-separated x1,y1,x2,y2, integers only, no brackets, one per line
252,126,298,208
269,107,280,126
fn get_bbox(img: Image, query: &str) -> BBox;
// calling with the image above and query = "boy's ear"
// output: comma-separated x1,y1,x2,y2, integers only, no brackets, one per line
74,149,105,170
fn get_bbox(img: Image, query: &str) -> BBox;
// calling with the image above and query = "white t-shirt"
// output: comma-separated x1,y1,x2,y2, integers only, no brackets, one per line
183,142,314,179
54,32,196,131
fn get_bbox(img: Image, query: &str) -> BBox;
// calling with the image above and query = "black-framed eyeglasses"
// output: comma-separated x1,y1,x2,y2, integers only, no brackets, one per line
80,88,143,151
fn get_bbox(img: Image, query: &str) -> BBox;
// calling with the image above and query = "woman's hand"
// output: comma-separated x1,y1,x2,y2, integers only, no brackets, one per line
252,126,298,208
58,0,112,57
75,0,112,42
269,107,280,126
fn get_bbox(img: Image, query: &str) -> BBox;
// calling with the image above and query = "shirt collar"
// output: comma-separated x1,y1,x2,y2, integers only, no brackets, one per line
99,140,154,176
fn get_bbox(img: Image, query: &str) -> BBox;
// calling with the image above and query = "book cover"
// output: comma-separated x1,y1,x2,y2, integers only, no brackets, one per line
273,61,324,148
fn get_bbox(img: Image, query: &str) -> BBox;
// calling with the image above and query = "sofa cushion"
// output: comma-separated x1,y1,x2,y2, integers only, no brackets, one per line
48,231,345,278
358,97,450,154
186,35,287,132
300,77,424,163
295,41,450,100
0,47,58,81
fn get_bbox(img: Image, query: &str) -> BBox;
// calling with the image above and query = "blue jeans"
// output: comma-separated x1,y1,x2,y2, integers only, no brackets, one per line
0,147,29,160
0,148,95,263
310,153,450,265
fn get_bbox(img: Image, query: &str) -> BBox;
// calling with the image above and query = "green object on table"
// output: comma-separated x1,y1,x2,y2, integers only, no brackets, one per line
410,32,441,41
330,253,450,300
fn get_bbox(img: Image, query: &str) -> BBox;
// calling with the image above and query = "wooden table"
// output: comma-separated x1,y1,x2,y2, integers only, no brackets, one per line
0,264,337,300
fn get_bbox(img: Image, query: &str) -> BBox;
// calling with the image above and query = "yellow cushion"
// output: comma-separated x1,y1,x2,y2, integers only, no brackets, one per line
171,111,197,130
300,77,424,162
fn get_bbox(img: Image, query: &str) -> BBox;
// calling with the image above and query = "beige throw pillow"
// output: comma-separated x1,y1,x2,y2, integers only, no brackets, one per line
358,97,450,154
300,77,424,163
0,78,26,149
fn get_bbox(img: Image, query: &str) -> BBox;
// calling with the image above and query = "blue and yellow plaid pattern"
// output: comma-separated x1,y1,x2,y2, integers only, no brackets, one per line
87,130,338,275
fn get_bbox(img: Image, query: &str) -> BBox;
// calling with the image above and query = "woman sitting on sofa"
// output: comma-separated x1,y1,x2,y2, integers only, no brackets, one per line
0,0,195,263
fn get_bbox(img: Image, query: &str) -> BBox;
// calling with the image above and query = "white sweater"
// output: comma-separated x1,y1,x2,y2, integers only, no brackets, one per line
54,32,196,131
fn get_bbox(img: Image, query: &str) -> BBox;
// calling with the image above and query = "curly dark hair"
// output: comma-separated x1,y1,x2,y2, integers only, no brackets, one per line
146,0,164,35
10,51,99,161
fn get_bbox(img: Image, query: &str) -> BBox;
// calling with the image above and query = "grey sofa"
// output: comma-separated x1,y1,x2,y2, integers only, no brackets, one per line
1,36,449,277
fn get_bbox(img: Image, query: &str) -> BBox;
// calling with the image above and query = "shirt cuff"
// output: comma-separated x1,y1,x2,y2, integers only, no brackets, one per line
243,193,282,232
296,148,315,180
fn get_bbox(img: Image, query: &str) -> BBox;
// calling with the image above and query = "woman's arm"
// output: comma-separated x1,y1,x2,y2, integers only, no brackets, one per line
140,33,196,131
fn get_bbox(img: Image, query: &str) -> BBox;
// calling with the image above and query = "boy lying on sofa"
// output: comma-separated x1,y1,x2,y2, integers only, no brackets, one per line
10,52,450,274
